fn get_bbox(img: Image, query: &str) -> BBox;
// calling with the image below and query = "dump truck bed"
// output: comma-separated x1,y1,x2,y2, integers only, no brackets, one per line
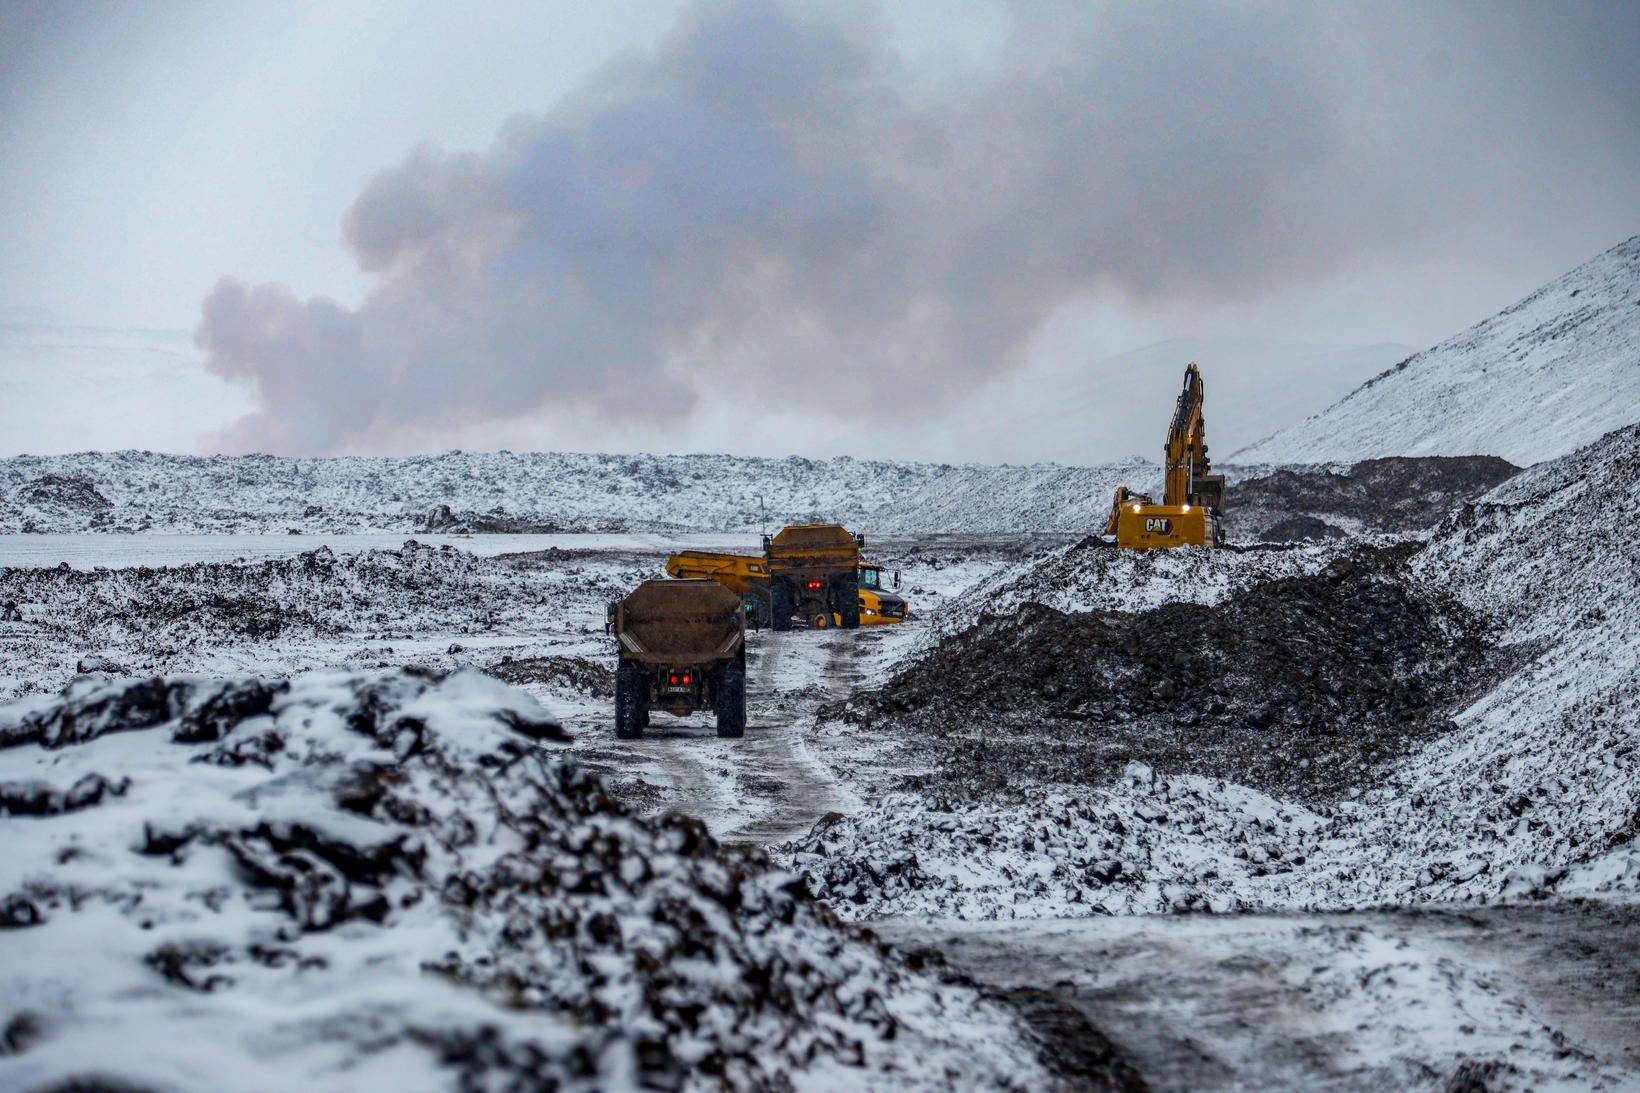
614,579,745,666
664,550,769,597
765,524,860,573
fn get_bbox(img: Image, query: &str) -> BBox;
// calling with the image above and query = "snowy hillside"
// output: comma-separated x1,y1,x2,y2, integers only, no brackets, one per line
1235,236,1640,466
791,422,1640,918
0,449,1168,536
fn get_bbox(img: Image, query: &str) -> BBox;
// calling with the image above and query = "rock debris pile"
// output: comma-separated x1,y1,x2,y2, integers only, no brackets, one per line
840,544,1494,800
0,541,651,698
1229,455,1518,541
0,670,1043,1091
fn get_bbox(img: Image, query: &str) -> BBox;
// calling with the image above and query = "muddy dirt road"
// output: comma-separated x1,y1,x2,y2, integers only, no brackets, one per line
567,623,903,846
877,901,1640,1091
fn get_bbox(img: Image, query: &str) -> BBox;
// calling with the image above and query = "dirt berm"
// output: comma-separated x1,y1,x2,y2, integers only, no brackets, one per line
834,544,1498,800
1230,455,1518,541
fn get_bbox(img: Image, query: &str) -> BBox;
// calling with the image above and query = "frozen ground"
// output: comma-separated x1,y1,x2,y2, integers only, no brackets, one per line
0,531,750,570
0,671,1046,1092
880,902,1640,1091
3,431,1638,1089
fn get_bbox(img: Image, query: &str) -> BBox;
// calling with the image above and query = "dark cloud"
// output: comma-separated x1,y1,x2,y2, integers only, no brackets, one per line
196,0,1640,455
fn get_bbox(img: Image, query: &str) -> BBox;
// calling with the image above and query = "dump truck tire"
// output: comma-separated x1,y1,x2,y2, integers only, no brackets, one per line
770,580,794,632
715,667,745,738
615,668,646,739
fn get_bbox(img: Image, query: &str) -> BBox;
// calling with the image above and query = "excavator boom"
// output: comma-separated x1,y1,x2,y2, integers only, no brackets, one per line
1107,362,1226,549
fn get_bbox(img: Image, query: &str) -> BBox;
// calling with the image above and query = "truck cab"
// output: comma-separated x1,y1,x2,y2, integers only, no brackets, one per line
858,563,909,623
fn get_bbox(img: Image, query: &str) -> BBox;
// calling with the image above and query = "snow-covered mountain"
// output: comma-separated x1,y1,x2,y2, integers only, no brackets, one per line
1235,236,1640,466
926,336,1411,465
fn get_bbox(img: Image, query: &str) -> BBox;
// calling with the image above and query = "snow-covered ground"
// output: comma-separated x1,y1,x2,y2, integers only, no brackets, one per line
0,447,1159,536
3,426,1638,1087
1235,236,1640,466
0,531,749,570
881,905,1640,1091
0,671,1046,1091
779,425,1640,923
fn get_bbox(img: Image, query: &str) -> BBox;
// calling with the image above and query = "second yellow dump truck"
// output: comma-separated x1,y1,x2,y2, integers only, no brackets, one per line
665,524,909,631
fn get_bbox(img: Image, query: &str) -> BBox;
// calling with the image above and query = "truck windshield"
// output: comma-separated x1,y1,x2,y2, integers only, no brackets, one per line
860,567,882,589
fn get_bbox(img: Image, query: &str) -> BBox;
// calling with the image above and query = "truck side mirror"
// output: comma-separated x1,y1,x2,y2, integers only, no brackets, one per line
855,533,866,547
894,570,901,589
761,535,772,551
604,601,617,634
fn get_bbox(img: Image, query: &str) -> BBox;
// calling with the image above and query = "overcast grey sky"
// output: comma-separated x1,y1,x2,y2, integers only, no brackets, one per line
2,0,1637,460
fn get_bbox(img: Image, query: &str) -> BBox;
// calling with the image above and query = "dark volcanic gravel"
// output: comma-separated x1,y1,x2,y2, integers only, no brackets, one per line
1231,455,1518,541
835,544,1499,800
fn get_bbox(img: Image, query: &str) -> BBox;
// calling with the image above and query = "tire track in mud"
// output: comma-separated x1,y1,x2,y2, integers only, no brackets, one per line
717,628,868,848
577,625,878,848
875,902,1640,1091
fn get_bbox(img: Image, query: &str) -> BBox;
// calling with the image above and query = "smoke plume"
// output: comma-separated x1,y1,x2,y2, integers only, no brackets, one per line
196,0,1640,454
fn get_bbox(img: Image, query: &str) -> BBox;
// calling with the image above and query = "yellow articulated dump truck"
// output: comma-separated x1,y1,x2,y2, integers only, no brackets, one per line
665,524,909,631
763,523,864,630
1106,363,1227,549
607,578,747,740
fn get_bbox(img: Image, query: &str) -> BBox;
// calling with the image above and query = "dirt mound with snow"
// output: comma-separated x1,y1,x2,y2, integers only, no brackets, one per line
484,654,615,697
840,543,1494,800
929,537,1351,639
1228,454,1518,541
0,541,652,699
786,425,1640,924
0,670,1045,1091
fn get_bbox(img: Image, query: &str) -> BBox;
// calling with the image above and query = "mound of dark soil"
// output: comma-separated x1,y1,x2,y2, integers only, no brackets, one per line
485,655,615,697
1232,455,1518,541
13,473,112,512
1,670,1032,1087
836,544,1496,800
1260,514,1345,542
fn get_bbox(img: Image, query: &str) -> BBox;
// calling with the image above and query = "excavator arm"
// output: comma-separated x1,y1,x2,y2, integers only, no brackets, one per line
1163,363,1225,513
1104,362,1226,549
1105,485,1152,536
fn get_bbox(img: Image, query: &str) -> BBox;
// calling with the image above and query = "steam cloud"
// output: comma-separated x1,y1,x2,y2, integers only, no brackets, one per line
196,0,1640,454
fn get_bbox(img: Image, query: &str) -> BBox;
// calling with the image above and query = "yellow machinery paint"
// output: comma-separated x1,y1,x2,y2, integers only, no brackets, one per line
1106,363,1227,549
1112,502,1220,549
665,531,910,628
856,562,909,625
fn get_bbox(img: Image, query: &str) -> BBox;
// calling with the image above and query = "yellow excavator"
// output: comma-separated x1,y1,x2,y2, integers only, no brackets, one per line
1106,363,1226,549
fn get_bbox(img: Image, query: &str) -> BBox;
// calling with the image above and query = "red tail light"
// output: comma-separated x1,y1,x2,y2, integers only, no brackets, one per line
806,580,823,589
682,674,691,685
